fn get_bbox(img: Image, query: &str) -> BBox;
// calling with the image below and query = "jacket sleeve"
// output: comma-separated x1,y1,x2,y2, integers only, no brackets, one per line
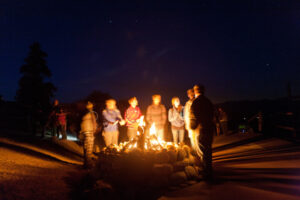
146,106,152,124
179,107,184,120
116,109,123,121
92,113,97,131
189,101,198,130
102,110,115,123
162,105,167,125
138,107,142,118
168,109,174,123
124,108,129,121
184,103,188,123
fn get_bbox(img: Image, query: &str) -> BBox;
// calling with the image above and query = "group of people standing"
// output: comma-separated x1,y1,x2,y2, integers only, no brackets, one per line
80,84,216,181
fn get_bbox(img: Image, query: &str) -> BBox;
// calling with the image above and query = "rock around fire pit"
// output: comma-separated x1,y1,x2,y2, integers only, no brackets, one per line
82,120,202,199
83,143,202,199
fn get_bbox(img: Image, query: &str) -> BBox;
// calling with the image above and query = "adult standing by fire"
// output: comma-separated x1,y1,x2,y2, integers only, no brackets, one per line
184,88,202,156
190,84,214,181
102,99,125,146
184,89,195,142
146,94,167,140
80,101,98,168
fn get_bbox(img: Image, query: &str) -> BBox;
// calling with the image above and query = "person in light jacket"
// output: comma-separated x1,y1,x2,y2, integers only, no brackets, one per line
168,97,185,144
80,101,98,168
184,89,195,140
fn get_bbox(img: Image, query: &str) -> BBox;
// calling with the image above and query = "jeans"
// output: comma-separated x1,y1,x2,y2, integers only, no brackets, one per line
172,128,184,144
127,128,138,141
58,124,67,139
103,131,119,146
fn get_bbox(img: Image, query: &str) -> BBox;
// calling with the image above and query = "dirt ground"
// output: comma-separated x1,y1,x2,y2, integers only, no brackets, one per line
0,138,83,200
1,132,300,200
160,134,300,200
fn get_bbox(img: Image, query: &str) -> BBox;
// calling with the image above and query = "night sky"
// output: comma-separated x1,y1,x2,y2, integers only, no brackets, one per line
1,0,300,107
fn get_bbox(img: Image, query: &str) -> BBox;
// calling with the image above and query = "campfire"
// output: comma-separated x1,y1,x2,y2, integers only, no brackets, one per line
103,116,179,153
91,116,202,198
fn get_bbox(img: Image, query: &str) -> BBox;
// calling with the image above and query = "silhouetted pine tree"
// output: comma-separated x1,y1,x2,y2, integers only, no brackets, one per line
16,42,56,135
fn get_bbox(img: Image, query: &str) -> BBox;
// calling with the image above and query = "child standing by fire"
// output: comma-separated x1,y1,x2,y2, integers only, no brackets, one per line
102,99,125,146
146,94,167,140
124,97,142,141
168,97,185,144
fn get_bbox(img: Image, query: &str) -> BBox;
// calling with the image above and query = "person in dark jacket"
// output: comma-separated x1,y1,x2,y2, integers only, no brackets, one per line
190,84,214,181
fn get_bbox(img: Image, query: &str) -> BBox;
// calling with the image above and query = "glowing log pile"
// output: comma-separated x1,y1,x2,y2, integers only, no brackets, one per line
93,116,202,196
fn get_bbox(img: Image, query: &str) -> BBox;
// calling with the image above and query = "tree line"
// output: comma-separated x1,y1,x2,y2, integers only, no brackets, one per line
15,42,113,136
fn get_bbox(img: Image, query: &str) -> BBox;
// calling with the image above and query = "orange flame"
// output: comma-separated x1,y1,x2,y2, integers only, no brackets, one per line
114,117,178,152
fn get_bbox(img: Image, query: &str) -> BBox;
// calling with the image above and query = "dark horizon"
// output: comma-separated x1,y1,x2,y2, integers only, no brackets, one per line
1,0,300,105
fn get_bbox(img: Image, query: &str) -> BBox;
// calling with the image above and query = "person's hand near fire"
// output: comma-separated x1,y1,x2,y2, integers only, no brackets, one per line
119,119,126,126
112,117,125,126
